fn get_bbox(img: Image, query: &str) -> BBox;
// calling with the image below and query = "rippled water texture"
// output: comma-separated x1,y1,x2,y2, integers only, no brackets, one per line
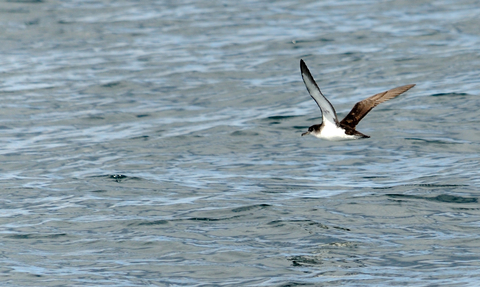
1,0,480,286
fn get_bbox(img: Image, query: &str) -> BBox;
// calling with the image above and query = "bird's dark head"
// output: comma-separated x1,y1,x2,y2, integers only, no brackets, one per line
301,124,321,136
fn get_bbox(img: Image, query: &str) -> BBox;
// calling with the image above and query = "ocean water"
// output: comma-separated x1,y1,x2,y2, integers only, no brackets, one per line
1,0,480,286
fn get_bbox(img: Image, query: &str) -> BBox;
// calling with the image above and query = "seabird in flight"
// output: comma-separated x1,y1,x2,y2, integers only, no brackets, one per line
300,59,415,141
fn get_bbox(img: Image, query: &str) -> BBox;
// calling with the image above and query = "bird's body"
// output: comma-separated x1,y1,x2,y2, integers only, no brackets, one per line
307,121,363,141
300,59,415,141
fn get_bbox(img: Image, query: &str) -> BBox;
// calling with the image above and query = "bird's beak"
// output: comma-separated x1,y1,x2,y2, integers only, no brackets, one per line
301,131,310,137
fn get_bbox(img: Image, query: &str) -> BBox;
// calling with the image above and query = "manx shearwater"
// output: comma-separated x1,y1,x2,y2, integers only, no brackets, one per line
300,59,415,140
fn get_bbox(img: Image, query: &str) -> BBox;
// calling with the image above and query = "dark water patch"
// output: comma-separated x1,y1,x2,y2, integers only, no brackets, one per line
426,194,477,204
394,57,420,62
88,174,144,183
332,226,351,232
386,193,477,204
188,217,222,222
268,219,350,232
57,19,72,24
265,115,300,121
304,221,329,230
260,183,327,193
7,0,44,3
289,255,323,266
431,92,469,97
271,219,328,229
136,114,150,118
231,204,270,213
304,221,351,232
86,115,105,120
138,56,151,62
289,242,361,269
25,18,39,25
374,183,469,190
293,38,334,45
411,184,469,188
275,282,314,287
5,233,67,239
317,37,335,42
131,220,169,226
101,82,122,88
0,8,30,13
266,115,300,125
130,135,149,140
324,242,358,248
152,86,178,93
230,130,259,136
452,207,480,211
187,214,244,222
105,175,144,181
267,220,288,228
363,175,388,179
110,174,128,182
341,51,363,61
91,189,107,193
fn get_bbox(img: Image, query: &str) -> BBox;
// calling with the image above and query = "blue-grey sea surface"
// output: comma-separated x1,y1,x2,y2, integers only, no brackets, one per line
1,0,480,286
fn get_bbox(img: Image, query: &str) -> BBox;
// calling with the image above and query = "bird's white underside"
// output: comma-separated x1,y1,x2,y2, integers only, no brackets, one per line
311,120,357,141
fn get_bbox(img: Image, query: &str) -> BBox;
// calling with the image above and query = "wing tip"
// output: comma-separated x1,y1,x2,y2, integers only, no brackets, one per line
402,84,416,92
300,59,307,73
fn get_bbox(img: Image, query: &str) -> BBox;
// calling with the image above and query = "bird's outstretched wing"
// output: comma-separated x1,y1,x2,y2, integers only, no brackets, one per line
340,84,415,129
300,59,339,126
